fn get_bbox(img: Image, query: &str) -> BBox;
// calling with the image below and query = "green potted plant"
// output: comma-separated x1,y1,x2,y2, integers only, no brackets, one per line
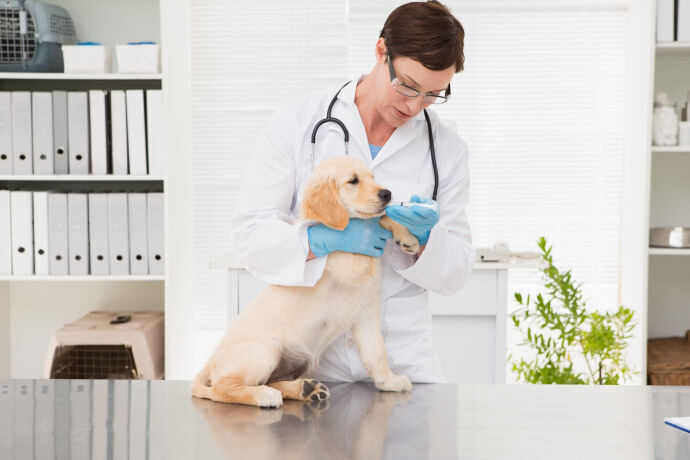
510,237,637,384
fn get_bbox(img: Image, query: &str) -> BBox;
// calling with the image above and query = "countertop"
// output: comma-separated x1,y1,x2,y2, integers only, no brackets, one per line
2,380,690,459
208,250,546,271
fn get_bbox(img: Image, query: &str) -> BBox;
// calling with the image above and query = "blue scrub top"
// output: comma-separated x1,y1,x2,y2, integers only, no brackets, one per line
369,144,383,159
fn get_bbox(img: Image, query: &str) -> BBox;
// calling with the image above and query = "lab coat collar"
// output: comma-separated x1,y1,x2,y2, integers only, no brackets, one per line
369,116,420,168
332,76,427,168
337,78,358,107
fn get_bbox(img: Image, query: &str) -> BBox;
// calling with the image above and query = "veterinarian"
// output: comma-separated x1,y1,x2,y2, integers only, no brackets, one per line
231,1,472,383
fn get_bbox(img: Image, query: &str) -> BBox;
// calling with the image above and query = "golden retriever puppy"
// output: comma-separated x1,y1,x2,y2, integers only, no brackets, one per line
192,156,418,408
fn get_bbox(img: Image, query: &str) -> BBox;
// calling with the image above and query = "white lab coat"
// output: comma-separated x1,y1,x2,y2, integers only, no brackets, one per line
230,77,473,383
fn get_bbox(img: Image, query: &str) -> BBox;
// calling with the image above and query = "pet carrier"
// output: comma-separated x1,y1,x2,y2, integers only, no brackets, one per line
0,0,77,72
43,311,164,379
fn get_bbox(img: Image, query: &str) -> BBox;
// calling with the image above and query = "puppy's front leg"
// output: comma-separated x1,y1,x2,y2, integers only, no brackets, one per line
379,215,419,255
351,297,412,392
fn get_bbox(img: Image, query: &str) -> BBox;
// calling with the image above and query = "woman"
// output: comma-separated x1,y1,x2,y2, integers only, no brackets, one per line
230,1,472,383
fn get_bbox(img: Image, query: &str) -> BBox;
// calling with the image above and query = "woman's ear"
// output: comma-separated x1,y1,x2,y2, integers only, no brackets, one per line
301,178,349,230
375,37,386,63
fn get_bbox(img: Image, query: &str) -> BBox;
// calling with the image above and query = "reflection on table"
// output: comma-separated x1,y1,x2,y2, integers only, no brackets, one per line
2,379,690,459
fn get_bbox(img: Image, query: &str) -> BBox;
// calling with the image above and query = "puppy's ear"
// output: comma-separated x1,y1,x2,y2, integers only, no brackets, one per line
301,178,349,230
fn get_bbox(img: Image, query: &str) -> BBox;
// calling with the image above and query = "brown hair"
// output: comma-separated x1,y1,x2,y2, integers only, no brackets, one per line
379,1,465,72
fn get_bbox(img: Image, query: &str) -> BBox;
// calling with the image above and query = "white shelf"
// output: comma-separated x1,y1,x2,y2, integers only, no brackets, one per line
0,175,163,181
648,247,690,256
0,72,161,80
0,275,165,281
656,42,690,55
651,146,690,153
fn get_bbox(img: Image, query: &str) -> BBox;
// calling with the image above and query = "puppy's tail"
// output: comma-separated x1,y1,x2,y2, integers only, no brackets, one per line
191,365,213,400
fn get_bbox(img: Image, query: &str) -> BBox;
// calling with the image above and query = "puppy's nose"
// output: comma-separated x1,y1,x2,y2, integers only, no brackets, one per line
378,189,392,203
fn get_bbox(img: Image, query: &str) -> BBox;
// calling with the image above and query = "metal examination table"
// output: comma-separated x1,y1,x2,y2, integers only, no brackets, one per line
1,379,690,459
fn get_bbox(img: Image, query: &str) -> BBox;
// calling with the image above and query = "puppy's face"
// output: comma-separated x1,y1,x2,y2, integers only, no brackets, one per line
301,156,392,230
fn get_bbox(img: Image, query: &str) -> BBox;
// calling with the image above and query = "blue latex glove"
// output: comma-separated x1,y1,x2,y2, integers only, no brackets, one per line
385,195,440,246
308,218,393,258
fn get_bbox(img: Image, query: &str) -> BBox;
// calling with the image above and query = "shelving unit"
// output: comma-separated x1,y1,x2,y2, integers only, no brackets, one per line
0,275,165,282
0,0,167,379
646,35,690,358
651,146,690,153
0,73,162,80
648,248,690,256
0,176,163,181
656,42,690,55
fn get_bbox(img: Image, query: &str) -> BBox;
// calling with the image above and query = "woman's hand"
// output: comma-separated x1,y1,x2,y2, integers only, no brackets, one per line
384,195,439,245
308,218,393,258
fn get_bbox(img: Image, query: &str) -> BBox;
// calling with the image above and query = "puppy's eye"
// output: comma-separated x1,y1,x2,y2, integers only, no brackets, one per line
348,176,359,185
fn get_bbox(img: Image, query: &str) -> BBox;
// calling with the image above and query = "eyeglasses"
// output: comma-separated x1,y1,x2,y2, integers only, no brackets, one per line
387,52,451,104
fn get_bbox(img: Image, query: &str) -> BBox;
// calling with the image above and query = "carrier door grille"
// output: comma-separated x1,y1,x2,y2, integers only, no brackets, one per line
0,7,37,65
50,345,139,379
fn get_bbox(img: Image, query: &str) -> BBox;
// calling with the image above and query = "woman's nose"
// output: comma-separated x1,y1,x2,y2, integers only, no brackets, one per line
405,95,424,114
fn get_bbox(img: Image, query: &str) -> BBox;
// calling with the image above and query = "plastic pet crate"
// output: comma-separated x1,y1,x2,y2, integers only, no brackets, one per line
0,0,77,72
43,311,164,379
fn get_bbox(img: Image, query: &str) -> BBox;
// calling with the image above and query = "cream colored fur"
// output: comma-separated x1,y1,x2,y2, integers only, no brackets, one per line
192,156,417,408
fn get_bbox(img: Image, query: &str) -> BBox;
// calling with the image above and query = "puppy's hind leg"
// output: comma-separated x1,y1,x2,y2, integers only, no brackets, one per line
192,364,213,400
209,340,284,408
212,376,283,408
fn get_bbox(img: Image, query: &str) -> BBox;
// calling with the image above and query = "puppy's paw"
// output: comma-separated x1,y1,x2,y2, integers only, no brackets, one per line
255,387,283,409
375,374,412,392
394,233,419,255
301,379,330,402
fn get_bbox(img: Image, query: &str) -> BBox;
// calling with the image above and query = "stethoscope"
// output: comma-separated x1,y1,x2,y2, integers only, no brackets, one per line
310,81,440,200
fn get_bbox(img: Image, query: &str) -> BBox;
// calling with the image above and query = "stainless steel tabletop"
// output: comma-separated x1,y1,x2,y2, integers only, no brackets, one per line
1,379,690,459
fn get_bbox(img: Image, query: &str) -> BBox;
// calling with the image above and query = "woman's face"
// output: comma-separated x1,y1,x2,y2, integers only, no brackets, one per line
373,40,455,128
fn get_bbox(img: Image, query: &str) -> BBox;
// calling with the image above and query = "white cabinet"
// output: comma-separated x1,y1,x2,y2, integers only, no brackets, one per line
225,267,508,384
429,269,507,384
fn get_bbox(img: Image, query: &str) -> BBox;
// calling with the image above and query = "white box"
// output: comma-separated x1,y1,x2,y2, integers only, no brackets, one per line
113,44,160,74
61,45,112,74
